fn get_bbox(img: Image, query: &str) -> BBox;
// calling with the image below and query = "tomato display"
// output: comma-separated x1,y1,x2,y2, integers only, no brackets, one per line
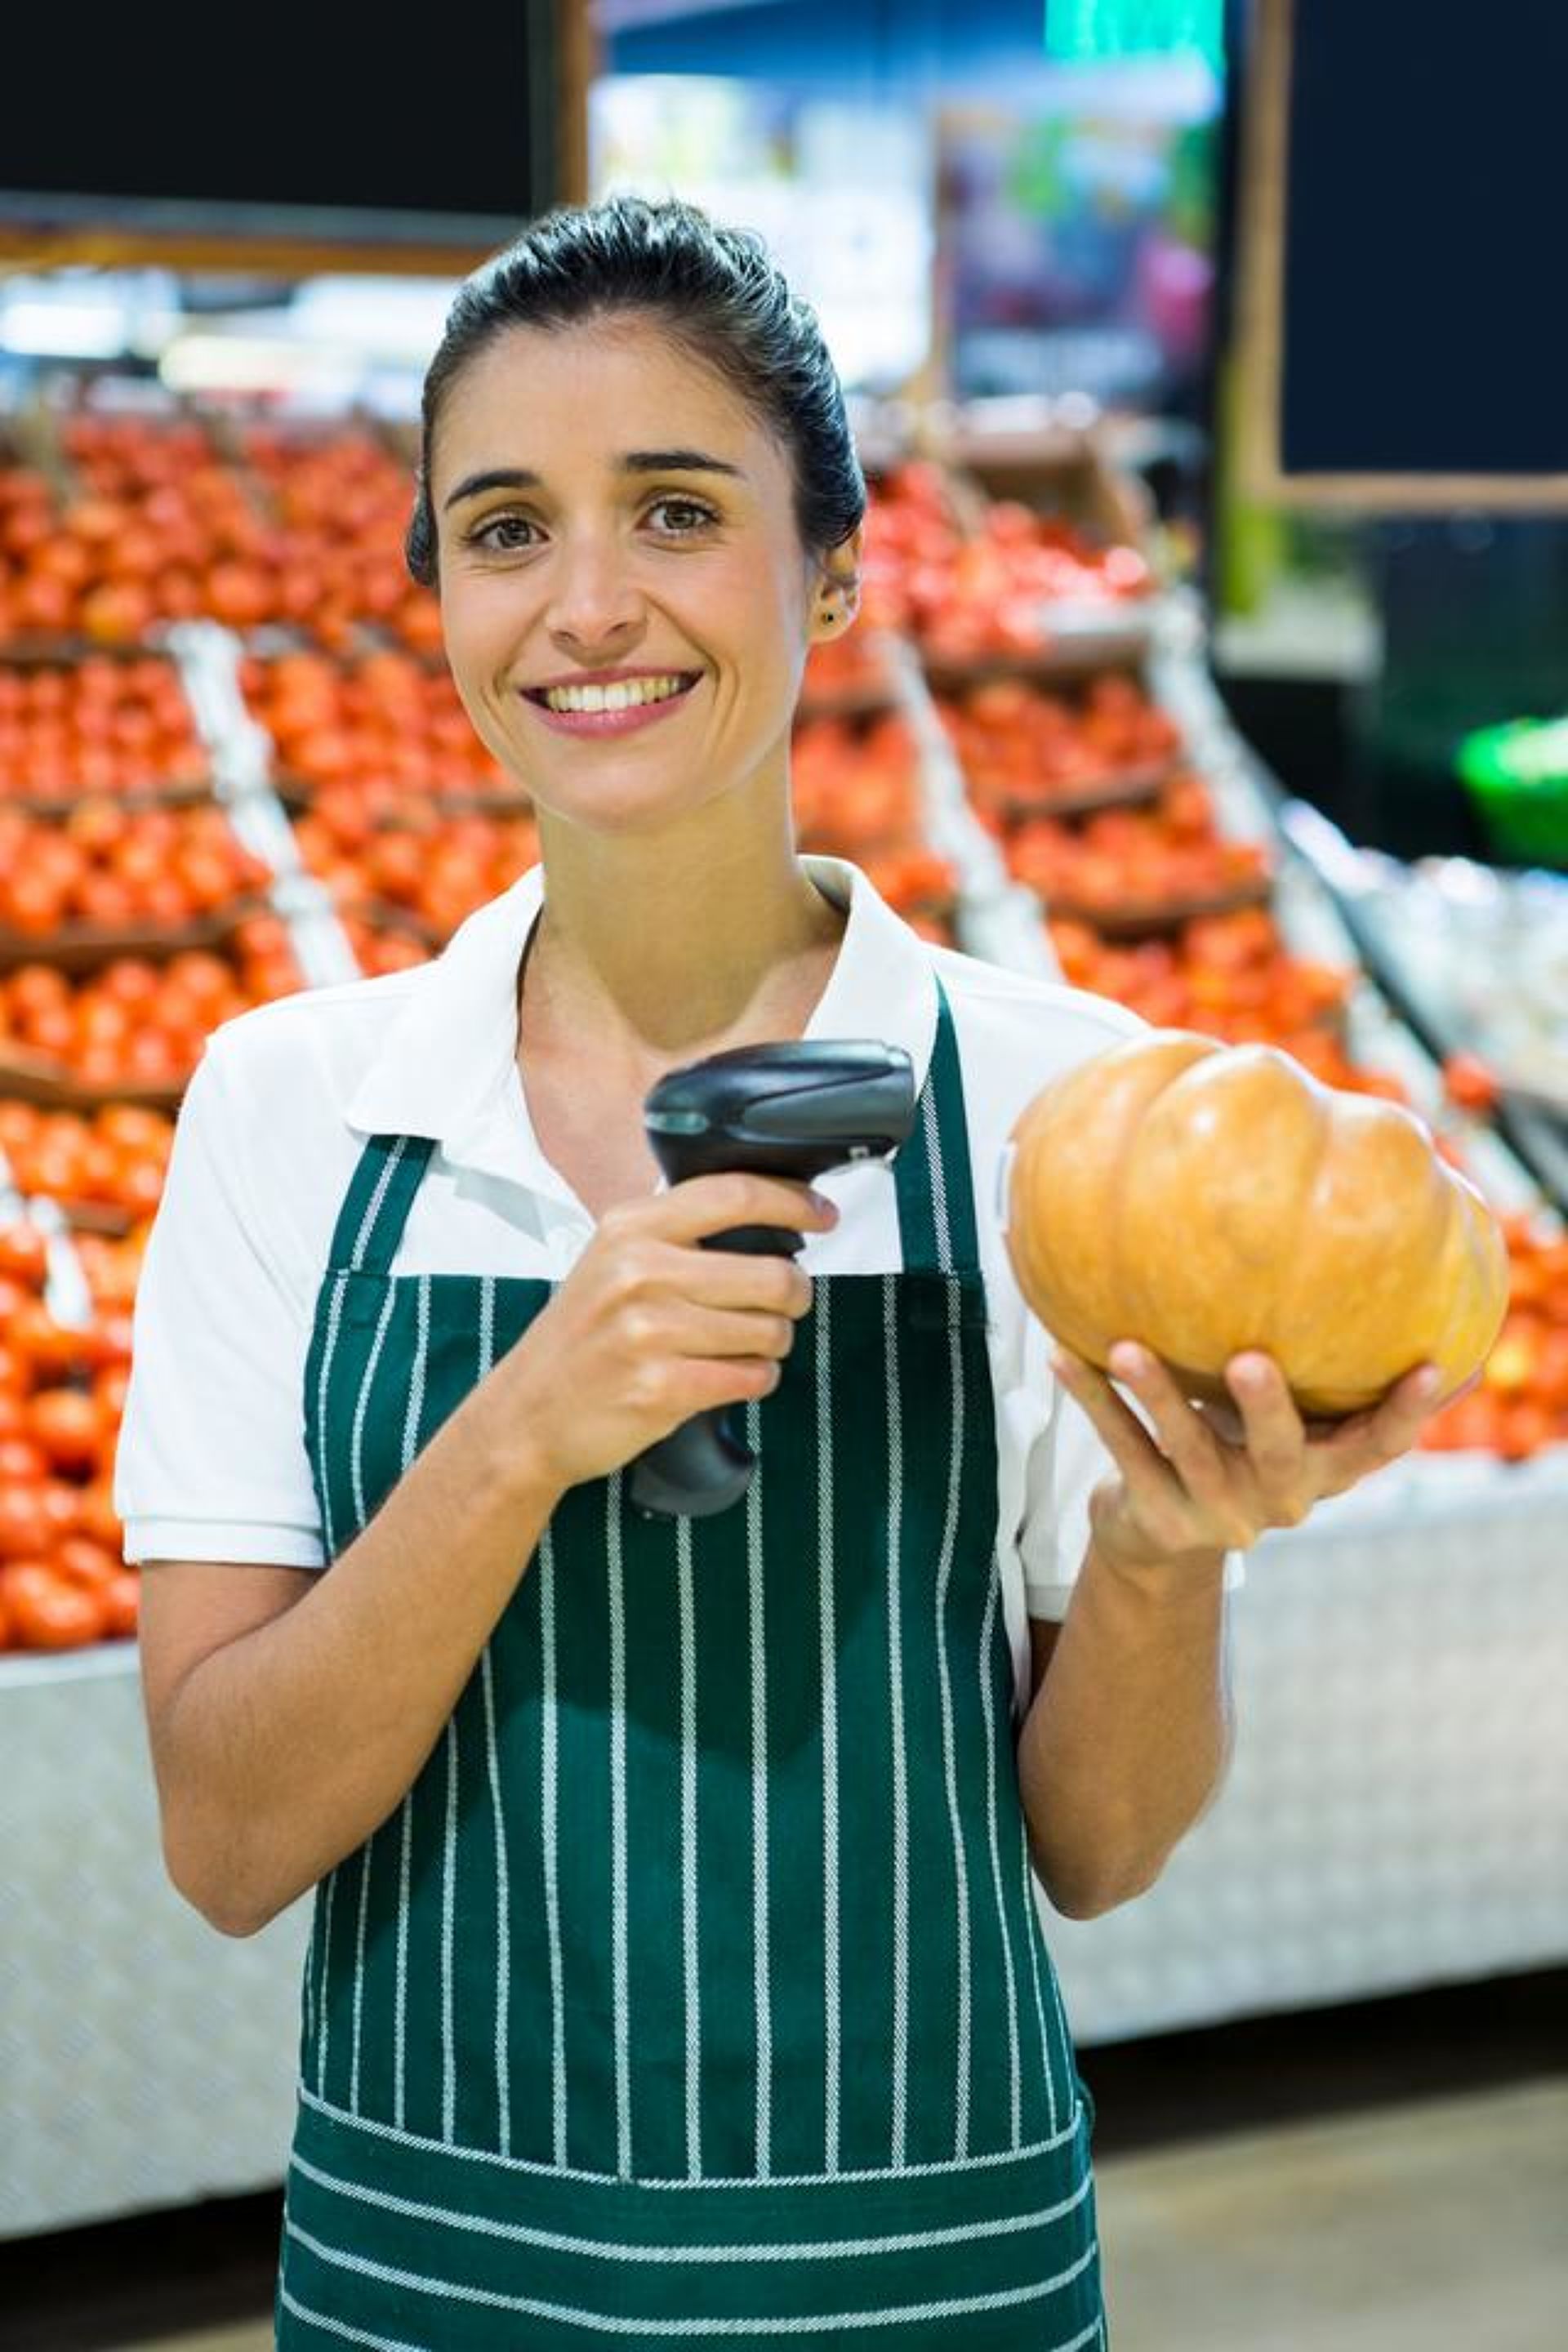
0,656,207,802
1421,1217,1568,1459
791,712,956,943
800,630,896,708
0,1100,172,1222
0,803,271,935
241,649,513,801
0,925,302,1094
293,799,541,944
0,416,442,657
1002,777,1272,925
859,466,1150,658
938,674,1183,816
0,1212,134,1651
239,424,443,657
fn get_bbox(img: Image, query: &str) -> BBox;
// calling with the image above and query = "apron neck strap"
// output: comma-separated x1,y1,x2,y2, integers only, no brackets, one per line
327,1133,438,1276
893,979,982,1278
328,982,981,1282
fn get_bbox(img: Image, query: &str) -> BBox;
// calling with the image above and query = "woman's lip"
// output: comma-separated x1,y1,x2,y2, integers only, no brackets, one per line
520,678,700,737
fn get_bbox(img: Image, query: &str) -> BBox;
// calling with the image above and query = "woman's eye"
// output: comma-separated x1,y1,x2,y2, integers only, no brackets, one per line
470,514,538,552
648,497,718,537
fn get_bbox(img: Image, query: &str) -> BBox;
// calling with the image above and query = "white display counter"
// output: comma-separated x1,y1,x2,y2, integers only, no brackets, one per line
0,1647,309,2241
1049,1446,1568,2042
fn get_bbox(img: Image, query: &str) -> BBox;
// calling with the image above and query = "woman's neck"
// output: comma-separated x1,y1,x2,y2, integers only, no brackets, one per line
519,806,847,1070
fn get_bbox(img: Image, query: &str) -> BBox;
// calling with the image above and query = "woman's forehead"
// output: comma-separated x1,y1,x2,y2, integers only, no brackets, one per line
434,318,767,474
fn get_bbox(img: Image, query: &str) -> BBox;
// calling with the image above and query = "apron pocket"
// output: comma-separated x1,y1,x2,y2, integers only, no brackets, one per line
278,2088,1103,2350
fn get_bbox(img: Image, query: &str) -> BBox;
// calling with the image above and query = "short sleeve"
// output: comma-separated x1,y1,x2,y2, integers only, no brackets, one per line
114,1034,326,1568
1018,1316,1245,1619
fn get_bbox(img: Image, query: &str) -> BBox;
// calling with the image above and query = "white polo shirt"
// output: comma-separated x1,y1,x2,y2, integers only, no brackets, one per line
116,856,1164,1716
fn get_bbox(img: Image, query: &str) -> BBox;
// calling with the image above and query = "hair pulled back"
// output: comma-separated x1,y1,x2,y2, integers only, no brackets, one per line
406,194,865,588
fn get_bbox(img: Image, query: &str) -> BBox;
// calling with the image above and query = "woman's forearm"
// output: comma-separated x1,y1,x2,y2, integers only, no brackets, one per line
1017,1541,1234,1920
154,1361,566,1937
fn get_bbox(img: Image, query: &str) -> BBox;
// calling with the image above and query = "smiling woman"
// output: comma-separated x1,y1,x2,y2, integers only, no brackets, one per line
120,194,1440,2352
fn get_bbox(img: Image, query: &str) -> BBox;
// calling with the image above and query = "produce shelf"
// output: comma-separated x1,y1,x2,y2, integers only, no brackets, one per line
0,899,275,976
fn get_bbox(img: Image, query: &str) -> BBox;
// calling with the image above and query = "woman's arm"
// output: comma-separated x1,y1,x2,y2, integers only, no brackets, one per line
140,1374,566,1939
140,1172,829,1936
1016,1339,1445,1921
1018,1545,1232,1920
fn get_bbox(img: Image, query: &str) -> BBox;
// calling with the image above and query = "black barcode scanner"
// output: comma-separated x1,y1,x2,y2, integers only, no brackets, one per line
629,1040,917,1520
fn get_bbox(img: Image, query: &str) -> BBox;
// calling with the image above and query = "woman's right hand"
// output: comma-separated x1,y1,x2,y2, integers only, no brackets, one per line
497,1174,835,1494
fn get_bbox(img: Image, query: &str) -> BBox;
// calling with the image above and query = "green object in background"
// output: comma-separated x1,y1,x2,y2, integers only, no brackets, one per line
1045,0,1225,70
1213,349,1290,618
1457,717,1568,867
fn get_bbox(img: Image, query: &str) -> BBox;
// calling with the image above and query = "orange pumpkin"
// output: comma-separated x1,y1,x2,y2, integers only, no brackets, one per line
1006,1030,1509,1417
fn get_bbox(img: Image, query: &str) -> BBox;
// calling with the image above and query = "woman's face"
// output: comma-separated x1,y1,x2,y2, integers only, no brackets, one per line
430,315,843,837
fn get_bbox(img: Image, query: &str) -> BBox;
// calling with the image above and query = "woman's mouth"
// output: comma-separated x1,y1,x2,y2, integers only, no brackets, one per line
520,672,701,737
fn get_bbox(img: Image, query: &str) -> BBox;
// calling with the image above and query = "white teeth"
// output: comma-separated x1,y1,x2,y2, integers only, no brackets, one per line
541,674,690,715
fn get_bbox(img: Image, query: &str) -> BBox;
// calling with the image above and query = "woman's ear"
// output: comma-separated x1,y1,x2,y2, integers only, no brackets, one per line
809,528,863,636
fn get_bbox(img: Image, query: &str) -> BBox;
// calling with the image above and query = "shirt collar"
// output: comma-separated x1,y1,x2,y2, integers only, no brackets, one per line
343,857,939,1203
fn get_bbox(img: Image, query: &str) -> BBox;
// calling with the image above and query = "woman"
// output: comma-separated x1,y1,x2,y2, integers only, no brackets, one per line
119,196,1442,2347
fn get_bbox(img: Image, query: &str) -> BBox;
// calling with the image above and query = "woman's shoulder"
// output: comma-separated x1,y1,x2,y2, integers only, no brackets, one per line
924,938,1144,1084
191,964,434,1140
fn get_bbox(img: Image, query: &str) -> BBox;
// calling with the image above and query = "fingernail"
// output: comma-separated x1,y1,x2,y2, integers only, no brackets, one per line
1108,1342,1144,1379
809,1190,839,1221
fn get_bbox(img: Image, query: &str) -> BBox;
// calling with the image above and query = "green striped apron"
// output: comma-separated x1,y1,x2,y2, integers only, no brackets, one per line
276,991,1104,2349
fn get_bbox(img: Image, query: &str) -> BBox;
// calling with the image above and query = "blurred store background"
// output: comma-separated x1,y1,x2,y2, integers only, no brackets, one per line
0,3,1564,2348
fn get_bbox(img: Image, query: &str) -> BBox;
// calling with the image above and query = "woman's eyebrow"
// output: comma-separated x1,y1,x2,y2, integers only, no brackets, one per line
443,467,540,510
443,450,746,511
619,448,746,480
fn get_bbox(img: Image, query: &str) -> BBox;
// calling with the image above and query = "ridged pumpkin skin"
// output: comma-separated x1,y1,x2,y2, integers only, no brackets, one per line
1005,1030,1509,1417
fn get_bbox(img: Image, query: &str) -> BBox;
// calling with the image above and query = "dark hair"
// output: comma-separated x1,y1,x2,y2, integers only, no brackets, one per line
405,194,865,587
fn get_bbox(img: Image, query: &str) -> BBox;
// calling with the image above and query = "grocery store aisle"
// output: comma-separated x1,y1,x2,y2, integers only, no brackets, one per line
105,2078,1567,2352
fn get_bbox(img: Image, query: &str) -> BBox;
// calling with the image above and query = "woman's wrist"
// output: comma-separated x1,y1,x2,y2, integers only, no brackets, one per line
1082,1526,1229,1606
470,1358,572,1520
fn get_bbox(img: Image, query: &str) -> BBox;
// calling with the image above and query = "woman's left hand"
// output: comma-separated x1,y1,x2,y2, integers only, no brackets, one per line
1052,1342,1452,1575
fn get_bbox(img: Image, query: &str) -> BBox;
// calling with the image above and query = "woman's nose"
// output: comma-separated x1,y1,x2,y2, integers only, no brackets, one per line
545,537,643,651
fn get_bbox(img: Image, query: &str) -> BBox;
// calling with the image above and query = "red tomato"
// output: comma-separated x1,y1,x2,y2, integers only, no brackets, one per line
101,1568,140,1639
75,1480,123,1551
56,1535,121,1592
1,1561,109,1649
0,1488,49,1559
0,1223,48,1288
28,1388,104,1474
0,1436,48,1483
1442,1051,1501,1115
8,1300,91,1379
38,1481,82,1543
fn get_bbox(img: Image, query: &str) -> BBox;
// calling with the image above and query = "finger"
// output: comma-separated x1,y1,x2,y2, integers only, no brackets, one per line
667,1302,802,1363
1312,1361,1443,1490
1107,1343,1241,1513
683,1248,813,1319
648,1173,840,1247
1053,1348,1190,1502
1220,1352,1309,1494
